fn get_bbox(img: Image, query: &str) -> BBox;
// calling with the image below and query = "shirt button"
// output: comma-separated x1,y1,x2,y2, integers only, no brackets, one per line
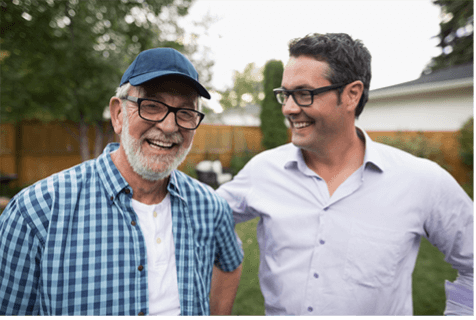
131,221,136,226
110,196,113,201
156,237,162,244
308,307,313,312
138,265,143,271
138,311,145,315
319,239,325,245
153,211,157,218
125,188,130,194
314,273,319,278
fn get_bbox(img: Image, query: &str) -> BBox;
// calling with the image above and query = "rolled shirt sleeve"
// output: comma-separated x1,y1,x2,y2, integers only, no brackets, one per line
424,167,473,315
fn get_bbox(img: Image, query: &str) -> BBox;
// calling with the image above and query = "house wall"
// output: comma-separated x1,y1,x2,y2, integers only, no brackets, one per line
357,85,473,131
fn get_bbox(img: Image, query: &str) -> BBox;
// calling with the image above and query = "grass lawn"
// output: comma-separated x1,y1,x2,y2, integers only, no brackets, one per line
232,217,457,316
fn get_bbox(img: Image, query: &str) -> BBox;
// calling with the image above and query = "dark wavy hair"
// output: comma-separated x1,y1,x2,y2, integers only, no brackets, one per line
288,33,371,117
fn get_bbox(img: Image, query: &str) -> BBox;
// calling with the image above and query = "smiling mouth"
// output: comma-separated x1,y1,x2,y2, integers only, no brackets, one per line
146,139,177,149
292,121,313,129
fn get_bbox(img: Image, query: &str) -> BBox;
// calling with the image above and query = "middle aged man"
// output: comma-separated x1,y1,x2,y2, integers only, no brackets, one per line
0,48,243,315
217,33,473,315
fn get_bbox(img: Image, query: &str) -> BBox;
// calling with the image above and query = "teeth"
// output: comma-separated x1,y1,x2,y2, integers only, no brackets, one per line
293,122,312,129
149,140,173,148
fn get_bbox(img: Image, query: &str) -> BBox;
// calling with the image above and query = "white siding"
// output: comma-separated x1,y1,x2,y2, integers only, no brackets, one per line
357,83,473,131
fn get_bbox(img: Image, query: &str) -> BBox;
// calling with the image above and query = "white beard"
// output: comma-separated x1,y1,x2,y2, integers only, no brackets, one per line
121,111,192,181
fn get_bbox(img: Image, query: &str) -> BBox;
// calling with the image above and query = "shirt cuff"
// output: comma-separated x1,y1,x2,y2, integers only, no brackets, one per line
444,280,473,315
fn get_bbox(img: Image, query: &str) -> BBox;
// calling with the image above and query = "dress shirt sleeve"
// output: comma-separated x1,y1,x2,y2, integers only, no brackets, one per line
0,198,42,315
213,199,244,272
216,161,259,224
423,167,473,316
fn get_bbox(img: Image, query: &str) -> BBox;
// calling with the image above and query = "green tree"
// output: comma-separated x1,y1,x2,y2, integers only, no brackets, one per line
218,62,263,111
260,60,287,150
424,0,473,73
1,0,210,160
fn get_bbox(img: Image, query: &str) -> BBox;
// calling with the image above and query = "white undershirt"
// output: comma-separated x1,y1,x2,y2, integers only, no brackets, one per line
131,193,181,316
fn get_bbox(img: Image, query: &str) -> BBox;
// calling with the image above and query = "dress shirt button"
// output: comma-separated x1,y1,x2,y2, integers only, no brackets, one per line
308,307,313,312
323,207,329,211
319,239,325,245
156,237,162,244
314,273,319,278
153,211,157,218
110,196,113,201
138,311,145,315
138,265,143,271
125,188,130,194
131,221,136,226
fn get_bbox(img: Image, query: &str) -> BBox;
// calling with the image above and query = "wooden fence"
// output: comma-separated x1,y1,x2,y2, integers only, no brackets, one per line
0,121,470,188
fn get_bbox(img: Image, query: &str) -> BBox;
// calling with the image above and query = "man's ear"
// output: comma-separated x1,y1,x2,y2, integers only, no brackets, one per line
110,97,124,135
343,81,364,113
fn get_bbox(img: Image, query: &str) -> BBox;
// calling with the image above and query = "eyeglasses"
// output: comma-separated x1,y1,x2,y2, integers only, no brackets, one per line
124,96,205,130
273,83,347,106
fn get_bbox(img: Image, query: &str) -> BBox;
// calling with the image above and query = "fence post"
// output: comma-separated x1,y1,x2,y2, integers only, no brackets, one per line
14,122,22,188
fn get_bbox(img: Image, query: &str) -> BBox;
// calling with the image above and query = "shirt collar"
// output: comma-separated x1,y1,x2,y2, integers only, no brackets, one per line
167,170,183,199
283,127,386,174
357,127,386,172
96,143,130,202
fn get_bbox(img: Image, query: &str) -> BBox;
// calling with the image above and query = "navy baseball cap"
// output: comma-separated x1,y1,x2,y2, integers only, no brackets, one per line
120,48,211,99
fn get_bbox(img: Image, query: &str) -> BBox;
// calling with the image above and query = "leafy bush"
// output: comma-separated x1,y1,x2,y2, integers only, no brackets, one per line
230,151,256,176
458,117,473,167
458,117,473,198
376,132,448,169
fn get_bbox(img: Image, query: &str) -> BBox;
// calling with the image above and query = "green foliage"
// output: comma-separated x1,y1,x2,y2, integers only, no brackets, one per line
229,151,256,175
458,117,473,167
424,0,473,73
1,0,192,123
376,132,448,169
179,159,198,180
458,117,473,198
218,63,263,111
260,60,288,150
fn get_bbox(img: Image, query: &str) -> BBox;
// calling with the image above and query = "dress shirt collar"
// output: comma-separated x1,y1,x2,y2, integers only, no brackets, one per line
284,127,386,174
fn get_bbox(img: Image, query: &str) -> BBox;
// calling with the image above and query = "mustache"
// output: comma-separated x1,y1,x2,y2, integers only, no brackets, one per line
142,129,184,144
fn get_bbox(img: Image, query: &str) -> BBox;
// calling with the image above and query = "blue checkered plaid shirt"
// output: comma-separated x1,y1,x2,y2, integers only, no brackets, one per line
0,143,243,315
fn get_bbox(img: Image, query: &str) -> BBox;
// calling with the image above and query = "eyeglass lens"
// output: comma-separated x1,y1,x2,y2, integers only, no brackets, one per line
276,91,313,106
139,100,201,129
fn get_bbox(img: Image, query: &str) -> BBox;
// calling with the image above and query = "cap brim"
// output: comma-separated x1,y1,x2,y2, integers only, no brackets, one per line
127,71,211,99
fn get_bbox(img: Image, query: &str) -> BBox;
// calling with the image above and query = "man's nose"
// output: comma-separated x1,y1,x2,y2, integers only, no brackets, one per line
156,112,178,133
281,95,301,116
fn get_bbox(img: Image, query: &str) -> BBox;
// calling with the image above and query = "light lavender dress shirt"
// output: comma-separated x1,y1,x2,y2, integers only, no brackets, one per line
217,128,473,315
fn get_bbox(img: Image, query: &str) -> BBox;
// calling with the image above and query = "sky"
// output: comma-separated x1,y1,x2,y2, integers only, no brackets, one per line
180,0,442,112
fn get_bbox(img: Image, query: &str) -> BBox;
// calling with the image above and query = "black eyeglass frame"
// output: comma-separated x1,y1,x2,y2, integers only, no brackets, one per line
273,83,348,106
123,96,205,130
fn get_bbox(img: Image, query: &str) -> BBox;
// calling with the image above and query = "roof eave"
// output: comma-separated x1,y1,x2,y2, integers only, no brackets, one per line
369,77,473,100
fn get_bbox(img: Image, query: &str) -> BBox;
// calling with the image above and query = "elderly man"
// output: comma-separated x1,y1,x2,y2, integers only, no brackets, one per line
217,33,473,315
0,48,243,315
